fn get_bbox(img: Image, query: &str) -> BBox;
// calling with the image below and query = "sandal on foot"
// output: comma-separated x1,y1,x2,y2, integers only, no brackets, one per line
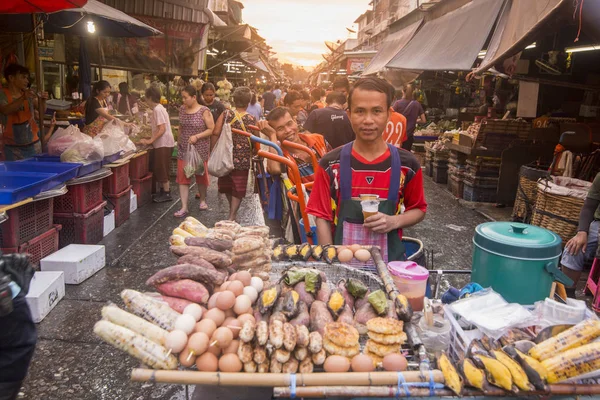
174,210,188,218
195,193,201,199
199,202,208,211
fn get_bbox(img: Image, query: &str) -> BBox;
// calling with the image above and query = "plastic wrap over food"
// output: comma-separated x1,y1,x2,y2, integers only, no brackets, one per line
61,138,104,163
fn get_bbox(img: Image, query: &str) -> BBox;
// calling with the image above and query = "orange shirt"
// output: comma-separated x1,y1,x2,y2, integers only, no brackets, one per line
383,110,406,148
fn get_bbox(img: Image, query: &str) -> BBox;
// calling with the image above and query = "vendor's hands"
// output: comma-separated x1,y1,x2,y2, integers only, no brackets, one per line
189,135,198,144
257,120,277,141
23,89,37,100
566,231,588,255
364,213,399,234
140,139,152,146
39,91,49,100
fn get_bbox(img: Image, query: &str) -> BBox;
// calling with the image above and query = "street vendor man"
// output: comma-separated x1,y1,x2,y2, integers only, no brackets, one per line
258,106,331,184
0,64,48,161
561,172,600,298
306,77,427,262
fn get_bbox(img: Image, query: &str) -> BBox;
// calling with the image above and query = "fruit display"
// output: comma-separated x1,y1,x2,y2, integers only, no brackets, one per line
439,319,600,395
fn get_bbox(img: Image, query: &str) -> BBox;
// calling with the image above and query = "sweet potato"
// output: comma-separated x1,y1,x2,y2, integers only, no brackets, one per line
170,246,232,269
160,295,195,313
337,281,354,310
184,236,233,251
176,254,217,270
289,302,310,327
354,289,371,309
337,304,354,325
316,284,331,303
294,282,315,308
155,279,210,304
146,264,226,287
353,302,378,335
309,301,333,336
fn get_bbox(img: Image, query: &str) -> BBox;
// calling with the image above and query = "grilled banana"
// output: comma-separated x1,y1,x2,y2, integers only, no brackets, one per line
272,245,284,261
284,244,300,260
439,352,463,396
258,285,281,314
492,349,534,391
529,319,600,361
503,345,547,390
298,243,312,261
472,354,514,392
541,341,600,383
323,245,337,264
459,358,490,392
311,245,324,261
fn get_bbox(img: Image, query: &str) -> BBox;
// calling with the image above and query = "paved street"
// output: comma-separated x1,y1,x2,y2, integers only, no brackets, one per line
21,175,500,400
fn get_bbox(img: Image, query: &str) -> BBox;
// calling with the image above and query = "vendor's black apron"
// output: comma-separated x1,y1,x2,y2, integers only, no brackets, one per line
333,143,406,266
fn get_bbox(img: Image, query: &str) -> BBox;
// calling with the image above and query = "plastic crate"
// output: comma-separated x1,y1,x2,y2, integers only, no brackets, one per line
106,185,131,227
445,307,484,362
54,178,104,214
463,173,499,187
169,157,178,177
1,224,61,265
463,181,497,203
103,162,130,195
432,162,448,184
53,201,106,248
448,174,464,199
0,198,54,248
129,152,150,180
131,173,153,208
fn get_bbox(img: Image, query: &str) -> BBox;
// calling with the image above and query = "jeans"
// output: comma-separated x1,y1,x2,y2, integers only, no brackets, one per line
561,220,600,272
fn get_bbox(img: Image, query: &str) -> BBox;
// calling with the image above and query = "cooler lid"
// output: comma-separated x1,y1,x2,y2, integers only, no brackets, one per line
474,222,562,259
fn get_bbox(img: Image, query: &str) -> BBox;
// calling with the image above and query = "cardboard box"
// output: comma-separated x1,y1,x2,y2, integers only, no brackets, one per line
26,271,65,323
40,244,105,284
104,210,115,237
452,133,474,147
130,190,138,214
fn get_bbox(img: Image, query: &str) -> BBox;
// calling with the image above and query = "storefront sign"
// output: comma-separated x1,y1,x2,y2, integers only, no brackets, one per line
346,57,371,74
134,15,205,40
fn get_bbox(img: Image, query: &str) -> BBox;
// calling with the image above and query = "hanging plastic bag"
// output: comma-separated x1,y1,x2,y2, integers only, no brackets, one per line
183,143,203,179
48,125,85,156
60,134,104,164
207,122,234,177
96,120,129,156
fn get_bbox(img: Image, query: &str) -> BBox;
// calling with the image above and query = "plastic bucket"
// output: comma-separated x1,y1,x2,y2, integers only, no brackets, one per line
299,218,317,244
388,261,429,311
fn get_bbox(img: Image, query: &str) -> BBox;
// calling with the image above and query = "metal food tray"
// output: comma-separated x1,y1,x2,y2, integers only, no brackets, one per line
270,260,419,369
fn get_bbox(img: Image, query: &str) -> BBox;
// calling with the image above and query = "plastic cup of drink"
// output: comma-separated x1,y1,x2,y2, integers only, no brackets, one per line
361,200,379,220
360,194,379,201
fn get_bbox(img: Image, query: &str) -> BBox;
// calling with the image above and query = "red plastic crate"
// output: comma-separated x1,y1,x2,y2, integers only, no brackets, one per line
106,185,131,227
53,201,107,248
131,172,153,208
103,162,130,195
54,178,104,214
1,224,61,265
129,152,150,180
0,198,54,248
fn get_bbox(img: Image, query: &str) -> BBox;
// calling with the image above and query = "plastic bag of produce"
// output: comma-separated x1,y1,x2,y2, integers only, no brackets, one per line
183,143,203,178
96,121,130,156
207,121,233,177
60,137,104,164
48,125,85,156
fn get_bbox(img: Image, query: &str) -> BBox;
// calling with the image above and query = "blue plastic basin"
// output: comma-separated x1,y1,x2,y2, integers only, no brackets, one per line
0,172,57,205
22,154,101,177
0,161,81,189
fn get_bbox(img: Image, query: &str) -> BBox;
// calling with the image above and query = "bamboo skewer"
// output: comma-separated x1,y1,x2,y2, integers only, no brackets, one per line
130,369,444,386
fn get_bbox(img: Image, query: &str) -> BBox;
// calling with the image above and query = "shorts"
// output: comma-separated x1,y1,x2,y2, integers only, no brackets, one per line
176,159,209,186
3,142,41,161
561,220,600,272
151,147,173,183
218,170,249,198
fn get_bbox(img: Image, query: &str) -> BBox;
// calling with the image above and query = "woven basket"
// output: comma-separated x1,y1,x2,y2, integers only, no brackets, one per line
513,166,550,223
531,177,589,243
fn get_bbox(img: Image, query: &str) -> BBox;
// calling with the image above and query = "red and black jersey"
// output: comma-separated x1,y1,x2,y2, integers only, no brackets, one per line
306,145,427,238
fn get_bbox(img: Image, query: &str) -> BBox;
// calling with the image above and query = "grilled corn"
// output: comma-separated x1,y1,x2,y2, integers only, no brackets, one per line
101,304,168,346
541,341,600,383
121,289,179,331
529,319,600,361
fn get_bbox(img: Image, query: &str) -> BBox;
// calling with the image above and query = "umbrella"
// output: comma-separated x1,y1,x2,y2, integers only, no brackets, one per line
0,0,87,14
0,0,162,37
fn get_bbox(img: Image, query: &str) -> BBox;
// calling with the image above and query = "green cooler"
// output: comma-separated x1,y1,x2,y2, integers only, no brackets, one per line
471,222,573,304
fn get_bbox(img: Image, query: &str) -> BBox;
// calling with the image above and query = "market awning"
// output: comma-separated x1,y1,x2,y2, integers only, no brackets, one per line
386,0,504,71
203,8,227,27
361,19,422,76
0,0,162,37
0,0,87,13
240,52,270,74
474,0,566,74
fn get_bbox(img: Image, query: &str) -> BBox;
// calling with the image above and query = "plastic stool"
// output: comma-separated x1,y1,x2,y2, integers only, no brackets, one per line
586,258,600,312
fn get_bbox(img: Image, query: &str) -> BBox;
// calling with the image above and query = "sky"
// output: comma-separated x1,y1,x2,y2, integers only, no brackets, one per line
240,0,371,69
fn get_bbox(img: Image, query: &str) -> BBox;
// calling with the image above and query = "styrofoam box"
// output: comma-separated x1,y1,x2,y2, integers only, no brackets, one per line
130,190,138,214
41,244,105,284
104,210,115,237
26,271,65,323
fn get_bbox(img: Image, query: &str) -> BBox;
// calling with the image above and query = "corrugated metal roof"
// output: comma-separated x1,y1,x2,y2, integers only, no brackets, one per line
100,0,209,23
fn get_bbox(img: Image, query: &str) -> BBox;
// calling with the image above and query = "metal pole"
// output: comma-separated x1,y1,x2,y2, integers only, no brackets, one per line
32,14,47,151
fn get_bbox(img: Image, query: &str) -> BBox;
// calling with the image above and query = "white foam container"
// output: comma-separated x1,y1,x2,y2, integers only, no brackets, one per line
104,210,115,237
130,190,138,214
40,244,105,284
26,271,65,323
